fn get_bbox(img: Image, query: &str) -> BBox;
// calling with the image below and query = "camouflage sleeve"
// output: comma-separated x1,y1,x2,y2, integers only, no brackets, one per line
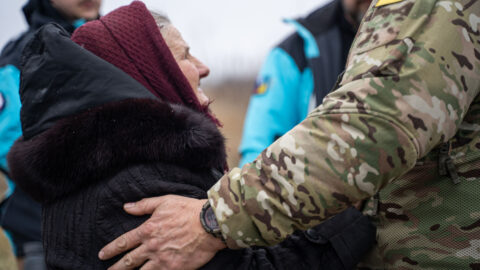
208,0,480,248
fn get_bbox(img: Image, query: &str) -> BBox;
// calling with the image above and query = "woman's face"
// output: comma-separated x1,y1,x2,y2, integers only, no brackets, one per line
162,26,210,106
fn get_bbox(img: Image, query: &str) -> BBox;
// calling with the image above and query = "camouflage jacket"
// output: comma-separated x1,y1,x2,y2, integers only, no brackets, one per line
208,0,480,269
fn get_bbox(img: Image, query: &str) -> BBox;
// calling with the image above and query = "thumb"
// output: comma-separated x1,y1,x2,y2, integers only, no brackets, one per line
124,196,167,215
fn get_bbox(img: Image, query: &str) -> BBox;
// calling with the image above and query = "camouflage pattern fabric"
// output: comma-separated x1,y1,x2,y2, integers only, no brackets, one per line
208,0,480,269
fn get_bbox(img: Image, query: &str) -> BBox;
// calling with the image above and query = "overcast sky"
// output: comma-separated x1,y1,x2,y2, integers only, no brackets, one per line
0,0,330,84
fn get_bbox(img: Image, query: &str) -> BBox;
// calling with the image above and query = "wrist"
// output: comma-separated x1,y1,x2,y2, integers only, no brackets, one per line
208,232,227,251
200,200,226,244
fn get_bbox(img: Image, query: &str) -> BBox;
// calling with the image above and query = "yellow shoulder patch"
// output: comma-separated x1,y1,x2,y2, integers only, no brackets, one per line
375,0,405,7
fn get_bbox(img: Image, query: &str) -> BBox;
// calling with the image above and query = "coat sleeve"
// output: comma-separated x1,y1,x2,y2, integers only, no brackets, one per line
238,47,305,167
0,65,22,196
0,65,22,170
208,0,480,248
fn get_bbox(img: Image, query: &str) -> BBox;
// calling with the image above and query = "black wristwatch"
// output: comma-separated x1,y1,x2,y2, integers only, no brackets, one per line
200,201,224,240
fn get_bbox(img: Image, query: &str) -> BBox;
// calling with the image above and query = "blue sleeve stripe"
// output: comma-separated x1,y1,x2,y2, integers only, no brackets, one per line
283,19,320,59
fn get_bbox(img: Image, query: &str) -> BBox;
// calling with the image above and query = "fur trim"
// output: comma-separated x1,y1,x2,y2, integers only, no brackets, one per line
7,98,226,203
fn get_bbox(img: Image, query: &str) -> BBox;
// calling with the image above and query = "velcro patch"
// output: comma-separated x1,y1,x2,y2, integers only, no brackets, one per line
375,0,405,7
253,76,271,95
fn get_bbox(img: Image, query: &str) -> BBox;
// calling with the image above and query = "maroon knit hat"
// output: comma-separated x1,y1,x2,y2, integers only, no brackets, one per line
71,1,220,125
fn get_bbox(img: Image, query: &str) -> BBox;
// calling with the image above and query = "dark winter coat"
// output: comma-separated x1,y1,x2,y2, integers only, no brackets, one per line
7,24,376,270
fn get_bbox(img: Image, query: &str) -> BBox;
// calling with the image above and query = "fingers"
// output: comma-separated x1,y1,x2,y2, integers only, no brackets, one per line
139,259,195,270
107,244,149,270
124,195,174,216
99,226,143,260
139,261,157,270
101,196,219,269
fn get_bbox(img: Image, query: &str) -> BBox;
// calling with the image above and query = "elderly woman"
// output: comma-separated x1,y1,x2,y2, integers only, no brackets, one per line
7,2,374,269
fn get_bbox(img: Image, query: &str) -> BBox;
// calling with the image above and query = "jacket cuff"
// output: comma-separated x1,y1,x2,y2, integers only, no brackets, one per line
207,167,268,249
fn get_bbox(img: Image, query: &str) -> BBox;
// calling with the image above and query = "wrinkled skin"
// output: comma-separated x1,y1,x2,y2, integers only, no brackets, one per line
99,196,225,270
162,26,211,106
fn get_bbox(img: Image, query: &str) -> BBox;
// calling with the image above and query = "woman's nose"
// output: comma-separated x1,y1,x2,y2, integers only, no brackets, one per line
196,60,210,79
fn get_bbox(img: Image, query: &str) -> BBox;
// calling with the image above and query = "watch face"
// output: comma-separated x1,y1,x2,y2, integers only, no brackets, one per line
204,206,220,231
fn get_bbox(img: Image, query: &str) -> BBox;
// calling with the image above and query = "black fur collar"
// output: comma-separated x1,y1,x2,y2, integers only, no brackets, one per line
7,98,226,203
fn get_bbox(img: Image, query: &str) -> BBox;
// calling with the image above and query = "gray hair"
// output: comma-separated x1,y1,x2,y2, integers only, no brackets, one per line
150,10,171,35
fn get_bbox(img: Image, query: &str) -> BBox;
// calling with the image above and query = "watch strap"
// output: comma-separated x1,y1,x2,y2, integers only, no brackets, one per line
200,201,224,241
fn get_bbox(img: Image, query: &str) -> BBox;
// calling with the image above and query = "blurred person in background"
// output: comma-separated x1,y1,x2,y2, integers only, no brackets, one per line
238,0,371,166
0,0,101,269
7,2,375,269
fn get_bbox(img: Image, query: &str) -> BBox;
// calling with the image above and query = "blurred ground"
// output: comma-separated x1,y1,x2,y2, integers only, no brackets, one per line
0,228,17,270
205,79,254,168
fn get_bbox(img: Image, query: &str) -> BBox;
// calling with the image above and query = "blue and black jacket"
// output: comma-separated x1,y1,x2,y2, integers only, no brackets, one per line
0,0,82,256
239,0,356,166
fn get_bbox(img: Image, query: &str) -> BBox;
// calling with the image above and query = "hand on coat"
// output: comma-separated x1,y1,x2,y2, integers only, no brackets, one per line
98,195,226,270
